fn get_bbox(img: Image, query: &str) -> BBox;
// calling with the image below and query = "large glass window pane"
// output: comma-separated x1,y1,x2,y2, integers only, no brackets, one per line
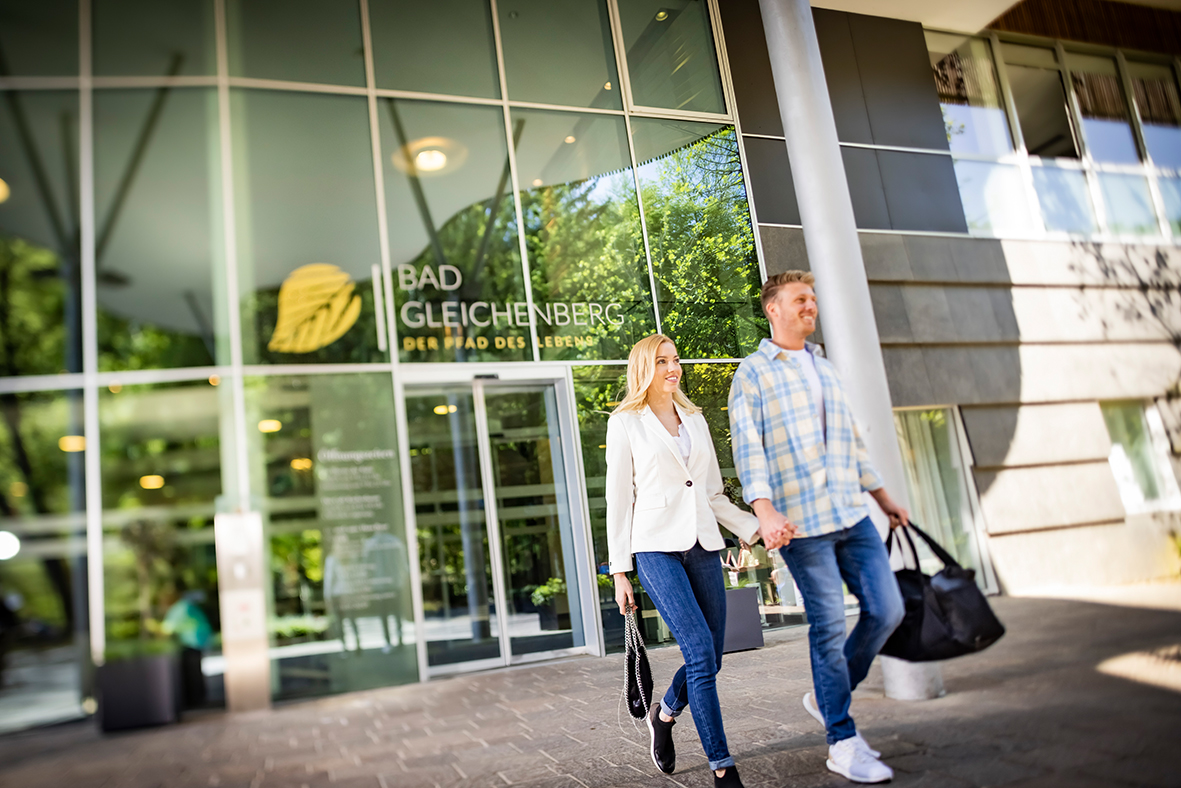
0,389,86,732
498,0,621,110
1032,165,1096,234
1128,61,1181,169
894,408,985,581
231,90,387,365
0,91,81,377
1098,172,1158,235
1158,176,1181,234
405,388,499,666
379,100,529,363
926,33,1013,156
0,0,77,76
1101,402,1181,513
226,0,364,87
1002,45,1079,159
94,88,224,371
512,109,655,360
101,380,225,711
247,373,416,699
93,0,215,77
618,0,725,115
953,160,1037,236
1067,53,1140,165
369,0,499,99
631,119,763,358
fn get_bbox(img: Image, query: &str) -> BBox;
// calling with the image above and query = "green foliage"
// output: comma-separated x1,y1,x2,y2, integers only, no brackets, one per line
530,577,567,607
269,614,329,640
104,637,179,662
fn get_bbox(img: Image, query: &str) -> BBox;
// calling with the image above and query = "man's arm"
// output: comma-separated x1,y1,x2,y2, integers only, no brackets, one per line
729,369,794,548
851,416,909,528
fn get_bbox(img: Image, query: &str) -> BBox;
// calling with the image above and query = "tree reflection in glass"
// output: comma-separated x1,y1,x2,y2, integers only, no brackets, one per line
513,109,656,361
633,120,765,359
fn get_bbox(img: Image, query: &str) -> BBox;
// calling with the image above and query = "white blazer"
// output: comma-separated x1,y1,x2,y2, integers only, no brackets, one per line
605,404,760,573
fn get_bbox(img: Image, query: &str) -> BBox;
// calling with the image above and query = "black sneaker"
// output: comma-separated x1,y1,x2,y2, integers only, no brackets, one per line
714,764,744,788
646,703,676,774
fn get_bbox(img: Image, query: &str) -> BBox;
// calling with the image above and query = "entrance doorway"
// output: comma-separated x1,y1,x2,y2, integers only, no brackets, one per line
403,374,595,676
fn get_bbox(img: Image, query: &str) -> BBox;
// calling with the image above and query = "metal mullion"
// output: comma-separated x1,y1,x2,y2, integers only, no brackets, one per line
506,99,624,116
92,76,219,89
628,105,732,124
990,33,1026,153
0,77,79,90
79,0,106,668
214,0,252,515
839,141,952,157
489,0,541,362
471,381,513,665
359,0,428,684
707,0,765,280
226,76,369,97
1058,41,1109,235
0,373,85,394
98,366,227,387
622,111,662,336
605,0,636,113
373,87,502,107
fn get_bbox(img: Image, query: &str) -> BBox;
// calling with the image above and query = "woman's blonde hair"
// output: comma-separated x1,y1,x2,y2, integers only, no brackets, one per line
613,334,700,415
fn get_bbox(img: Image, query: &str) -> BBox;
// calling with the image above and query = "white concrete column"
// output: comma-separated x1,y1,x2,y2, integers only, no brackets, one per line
757,0,943,699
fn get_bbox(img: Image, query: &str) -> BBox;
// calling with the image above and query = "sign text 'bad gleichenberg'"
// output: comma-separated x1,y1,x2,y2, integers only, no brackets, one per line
397,264,625,353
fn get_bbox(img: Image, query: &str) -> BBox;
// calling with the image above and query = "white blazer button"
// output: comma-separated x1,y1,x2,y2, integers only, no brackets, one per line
685,480,693,487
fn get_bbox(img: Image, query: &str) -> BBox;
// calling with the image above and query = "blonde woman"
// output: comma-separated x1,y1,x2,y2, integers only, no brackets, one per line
606,334,794,788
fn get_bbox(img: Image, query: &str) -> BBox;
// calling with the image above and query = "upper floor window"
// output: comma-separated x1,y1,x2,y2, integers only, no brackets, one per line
1128,61,1181,169
1001,43,1079,159
927,32,1012,157
1067,53,1140,165
1101,401,1181,514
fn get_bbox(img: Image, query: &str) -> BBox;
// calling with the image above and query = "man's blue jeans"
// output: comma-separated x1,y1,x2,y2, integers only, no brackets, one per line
780,517,904,745
635,544,734,771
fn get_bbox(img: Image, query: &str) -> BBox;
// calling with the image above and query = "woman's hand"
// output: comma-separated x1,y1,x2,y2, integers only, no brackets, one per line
614,573,636,614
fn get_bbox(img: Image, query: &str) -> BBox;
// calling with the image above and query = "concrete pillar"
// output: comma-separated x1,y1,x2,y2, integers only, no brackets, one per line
757,0,943,699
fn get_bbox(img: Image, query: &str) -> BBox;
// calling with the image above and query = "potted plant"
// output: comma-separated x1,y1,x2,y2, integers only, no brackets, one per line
96,638,182,732
530,577,570,631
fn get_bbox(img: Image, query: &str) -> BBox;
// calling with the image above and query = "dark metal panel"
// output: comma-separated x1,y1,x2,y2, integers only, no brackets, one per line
846,13,949,150
876,150,968,233
841,146,891,230
813,8,873,144
743,136,800,225
717,0,783,136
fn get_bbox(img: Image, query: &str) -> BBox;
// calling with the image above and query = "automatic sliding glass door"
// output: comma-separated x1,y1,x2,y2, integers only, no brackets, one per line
405,378,586,674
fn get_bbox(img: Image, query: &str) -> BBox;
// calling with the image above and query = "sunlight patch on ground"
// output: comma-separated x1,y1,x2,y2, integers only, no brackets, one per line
1097,644,1181,694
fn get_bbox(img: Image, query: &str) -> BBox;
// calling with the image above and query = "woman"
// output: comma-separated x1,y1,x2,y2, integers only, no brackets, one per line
606,334,792,788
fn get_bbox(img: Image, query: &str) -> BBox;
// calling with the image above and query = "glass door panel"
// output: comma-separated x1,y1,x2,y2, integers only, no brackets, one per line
405,389,500,667
483,385,584,658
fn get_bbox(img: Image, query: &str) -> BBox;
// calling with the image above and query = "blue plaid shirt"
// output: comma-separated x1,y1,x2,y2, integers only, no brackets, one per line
728,338,882,537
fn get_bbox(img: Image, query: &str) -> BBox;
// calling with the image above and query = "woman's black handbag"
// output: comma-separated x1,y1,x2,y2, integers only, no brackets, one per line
881,522,1005,662
623,608,653,719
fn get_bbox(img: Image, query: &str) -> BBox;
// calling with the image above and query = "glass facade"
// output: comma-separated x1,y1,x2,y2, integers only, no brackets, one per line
928,31,1181,241
0,0,780,726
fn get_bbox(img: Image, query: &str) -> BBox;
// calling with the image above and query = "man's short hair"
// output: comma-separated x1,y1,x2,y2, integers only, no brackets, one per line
760,270,815,314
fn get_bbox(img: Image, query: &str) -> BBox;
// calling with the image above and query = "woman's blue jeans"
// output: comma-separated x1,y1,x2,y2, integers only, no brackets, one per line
780,517,905,745
635,544,734,771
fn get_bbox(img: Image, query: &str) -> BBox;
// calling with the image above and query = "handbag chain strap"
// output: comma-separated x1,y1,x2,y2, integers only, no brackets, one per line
622,608,651,717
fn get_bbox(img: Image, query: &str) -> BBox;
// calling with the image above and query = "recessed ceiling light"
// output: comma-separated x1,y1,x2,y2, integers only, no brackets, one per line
290,457,313,471
139,475,165,490
655,10,668,21
258,419,282,433
532,178,543,187
604,81,612,90
58,435,85,452
415,149,448,172
564,135,576,144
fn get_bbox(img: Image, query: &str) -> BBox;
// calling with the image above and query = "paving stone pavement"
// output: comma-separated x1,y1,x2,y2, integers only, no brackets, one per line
2,596,1179,788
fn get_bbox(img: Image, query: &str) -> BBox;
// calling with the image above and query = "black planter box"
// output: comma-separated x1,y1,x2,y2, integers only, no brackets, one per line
723,586,764,653
96,653,181,732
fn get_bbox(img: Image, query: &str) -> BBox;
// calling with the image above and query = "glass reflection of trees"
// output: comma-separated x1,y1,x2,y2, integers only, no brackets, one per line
634,122,765,360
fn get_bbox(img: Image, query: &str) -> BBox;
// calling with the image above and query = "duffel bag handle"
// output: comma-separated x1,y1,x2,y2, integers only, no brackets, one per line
887,521,962,571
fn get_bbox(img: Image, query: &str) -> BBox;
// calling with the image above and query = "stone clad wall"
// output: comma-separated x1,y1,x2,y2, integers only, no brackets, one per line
719,0,1181,591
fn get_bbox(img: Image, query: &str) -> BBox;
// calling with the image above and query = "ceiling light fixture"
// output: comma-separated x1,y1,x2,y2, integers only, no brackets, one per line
0,178,10,204
604,81,612,90
414,149,448,172
139,475,165,490
58,435,85,452
564,135,576,144
258,419,282,433
290,457,313,471
433,404,458,415
655,10,668,21
532,178,543,187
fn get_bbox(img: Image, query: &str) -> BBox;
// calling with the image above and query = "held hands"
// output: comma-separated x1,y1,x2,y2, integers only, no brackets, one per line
613,573,636,614
752,498,796,549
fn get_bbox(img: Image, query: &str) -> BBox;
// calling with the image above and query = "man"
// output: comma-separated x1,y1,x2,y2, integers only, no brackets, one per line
728,271,907,784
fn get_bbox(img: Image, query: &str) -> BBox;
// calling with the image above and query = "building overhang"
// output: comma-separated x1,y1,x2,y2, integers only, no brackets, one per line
809,0,1020,34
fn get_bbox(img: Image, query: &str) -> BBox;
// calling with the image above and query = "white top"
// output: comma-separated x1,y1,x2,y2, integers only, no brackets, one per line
786,347,825,437
674,421,691,461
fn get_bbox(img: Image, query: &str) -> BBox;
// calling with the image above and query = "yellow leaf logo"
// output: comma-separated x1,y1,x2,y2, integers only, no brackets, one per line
268,264,363,353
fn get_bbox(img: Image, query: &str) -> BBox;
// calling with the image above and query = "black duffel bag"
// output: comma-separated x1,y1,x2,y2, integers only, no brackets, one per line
880,522,1005,662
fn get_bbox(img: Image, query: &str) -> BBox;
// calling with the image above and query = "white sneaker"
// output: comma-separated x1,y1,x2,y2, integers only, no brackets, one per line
827,737,893,784
803,694,881,758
